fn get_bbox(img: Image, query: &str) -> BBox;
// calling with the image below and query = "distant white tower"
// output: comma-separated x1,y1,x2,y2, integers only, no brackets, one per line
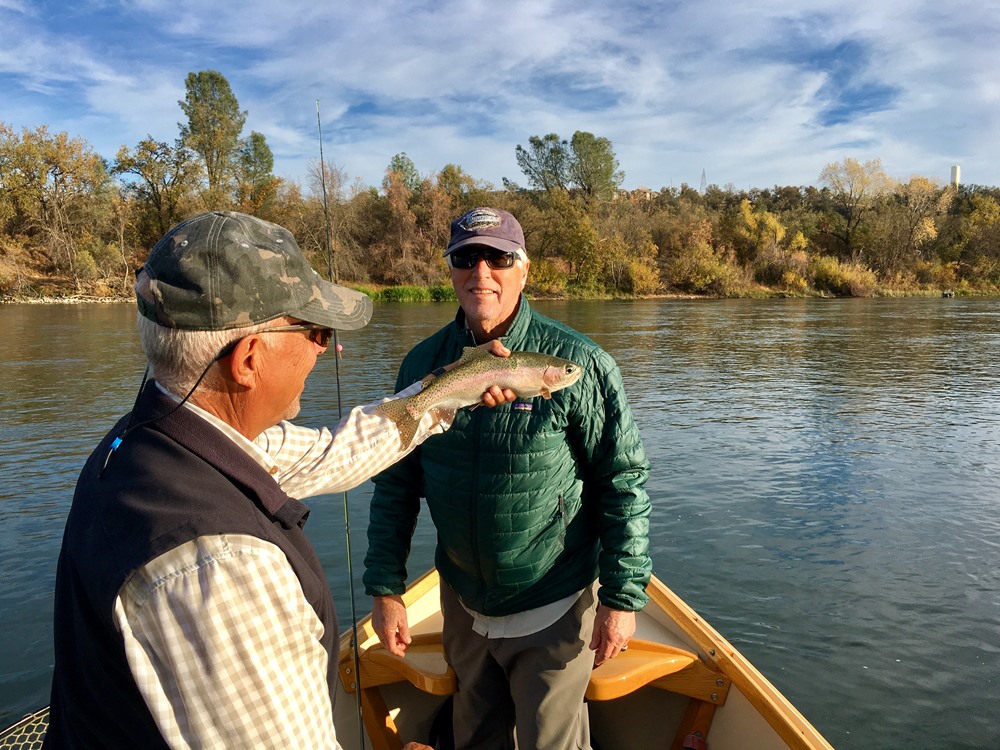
951,165,961,187
699,168,707,194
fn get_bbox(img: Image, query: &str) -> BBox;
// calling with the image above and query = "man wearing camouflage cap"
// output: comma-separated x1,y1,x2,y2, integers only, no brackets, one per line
45,211,512,749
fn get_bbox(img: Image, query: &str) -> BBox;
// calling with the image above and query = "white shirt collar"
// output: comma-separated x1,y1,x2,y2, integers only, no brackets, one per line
154,382,279,478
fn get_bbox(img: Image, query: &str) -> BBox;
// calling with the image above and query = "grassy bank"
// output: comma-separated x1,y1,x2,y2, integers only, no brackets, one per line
1,276,989,306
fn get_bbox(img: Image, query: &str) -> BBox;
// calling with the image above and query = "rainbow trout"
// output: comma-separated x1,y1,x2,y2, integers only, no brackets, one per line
376,347,583,447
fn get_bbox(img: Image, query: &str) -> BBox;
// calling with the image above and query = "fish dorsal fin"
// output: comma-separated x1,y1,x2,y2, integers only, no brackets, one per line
457,346,490,365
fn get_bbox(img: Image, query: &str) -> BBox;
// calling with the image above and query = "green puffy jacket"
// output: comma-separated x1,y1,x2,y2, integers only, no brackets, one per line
364,298,651,616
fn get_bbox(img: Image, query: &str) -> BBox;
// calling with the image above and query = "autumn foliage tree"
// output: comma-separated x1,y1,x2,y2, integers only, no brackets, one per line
819,157,894,262
4,73,1000,300
113,137,201,242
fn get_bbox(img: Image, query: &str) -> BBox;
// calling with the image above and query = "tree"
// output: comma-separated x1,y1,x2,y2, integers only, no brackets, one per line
113,137,200,238
509,131,624,201
437,163,476,202
818,157,894,261
436,163,494,215
108,188,138,295
0,125,112,286
864,177,951,276
529,188,603,288
568,131,624,200
896,177,951,256
300,158,362,282
736,199,786,262
0,122,30,234
958,193,1000,282
379,167,422,283
234,131,280,217
178,70,246,196
510,133,571,192
383,152,421,195
409,176,452,260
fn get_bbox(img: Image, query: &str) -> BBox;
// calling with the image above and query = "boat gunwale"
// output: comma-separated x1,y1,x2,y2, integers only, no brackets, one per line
338,568,834,750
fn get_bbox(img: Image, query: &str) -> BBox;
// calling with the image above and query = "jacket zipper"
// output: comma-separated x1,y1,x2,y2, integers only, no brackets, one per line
556,495,567,545
462,332,488,606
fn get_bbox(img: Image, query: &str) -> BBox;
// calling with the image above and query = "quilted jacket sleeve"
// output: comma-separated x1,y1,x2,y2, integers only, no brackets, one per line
362,360,426,597
569,347,652,611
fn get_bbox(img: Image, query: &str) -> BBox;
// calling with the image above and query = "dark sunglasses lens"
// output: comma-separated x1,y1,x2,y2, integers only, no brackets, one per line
485,250,516,269
450,249,516,269
449,251,476,269
311,328,334,348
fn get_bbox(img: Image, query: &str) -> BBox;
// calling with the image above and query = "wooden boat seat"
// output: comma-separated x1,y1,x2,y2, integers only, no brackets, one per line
355,632,457,695
585,640,696,700
343,632,732,750
341,633,731,705
351,635,717,700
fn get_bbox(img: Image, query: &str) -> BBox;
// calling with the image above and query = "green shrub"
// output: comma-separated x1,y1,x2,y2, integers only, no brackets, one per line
525,258,568,297
428,285,457,302
808,256,877,297
342,284,454,303
74,250,99,282
664,244,743,296
379,285,431,302
350,284,380,299
781,270,809,294
624,259,661,295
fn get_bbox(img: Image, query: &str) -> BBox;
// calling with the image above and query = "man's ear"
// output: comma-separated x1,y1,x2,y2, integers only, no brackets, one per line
223,335,262,388
520,260,529,290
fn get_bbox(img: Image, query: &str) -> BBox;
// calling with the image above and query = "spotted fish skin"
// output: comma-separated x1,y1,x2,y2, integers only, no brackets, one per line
375,347,582,447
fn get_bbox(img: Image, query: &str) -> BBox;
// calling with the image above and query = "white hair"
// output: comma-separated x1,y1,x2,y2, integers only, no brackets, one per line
136,314,277,395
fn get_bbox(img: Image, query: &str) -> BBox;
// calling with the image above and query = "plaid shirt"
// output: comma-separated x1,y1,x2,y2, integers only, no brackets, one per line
114,383,440,749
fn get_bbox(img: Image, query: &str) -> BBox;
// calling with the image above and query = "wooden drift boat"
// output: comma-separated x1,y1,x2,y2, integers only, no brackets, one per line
0,708,47,750
0,569,834,750
334,568,834,750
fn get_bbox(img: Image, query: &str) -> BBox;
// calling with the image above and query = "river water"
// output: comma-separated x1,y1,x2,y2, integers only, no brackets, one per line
1,298,998,749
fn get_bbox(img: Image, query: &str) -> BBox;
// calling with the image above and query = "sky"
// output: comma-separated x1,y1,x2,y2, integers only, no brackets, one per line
2,0,998,194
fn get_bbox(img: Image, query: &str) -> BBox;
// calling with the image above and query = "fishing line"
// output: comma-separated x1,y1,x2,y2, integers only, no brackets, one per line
99,337,240,478
317,99,366,750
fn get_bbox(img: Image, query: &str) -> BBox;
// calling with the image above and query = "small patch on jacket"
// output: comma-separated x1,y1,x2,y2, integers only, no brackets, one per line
512,402,533,412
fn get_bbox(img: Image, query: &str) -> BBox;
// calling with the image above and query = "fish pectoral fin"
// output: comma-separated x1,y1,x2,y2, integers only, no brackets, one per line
376,399,421,449
540,387,552,400
429,405,459,422
396,418,419,449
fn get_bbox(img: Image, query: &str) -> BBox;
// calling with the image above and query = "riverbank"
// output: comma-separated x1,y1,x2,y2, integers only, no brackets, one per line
0,286,977,305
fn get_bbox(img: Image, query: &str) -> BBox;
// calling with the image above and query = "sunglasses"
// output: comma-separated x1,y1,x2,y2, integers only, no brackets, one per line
448,247,521,270
260,323,335,349
215,323,335,361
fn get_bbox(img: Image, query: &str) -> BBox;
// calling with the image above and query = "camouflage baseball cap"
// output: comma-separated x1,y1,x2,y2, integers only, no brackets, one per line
135,211,372,331
444,207,527,258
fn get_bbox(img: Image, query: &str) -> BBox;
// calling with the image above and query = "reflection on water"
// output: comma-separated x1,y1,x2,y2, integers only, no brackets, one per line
2,298,999,748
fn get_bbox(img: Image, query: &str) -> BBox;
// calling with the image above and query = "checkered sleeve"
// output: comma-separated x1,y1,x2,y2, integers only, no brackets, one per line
115,534,342,749
256,381,453,499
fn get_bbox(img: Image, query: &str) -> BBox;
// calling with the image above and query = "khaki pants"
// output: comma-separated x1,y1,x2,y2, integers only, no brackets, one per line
441,582,597,750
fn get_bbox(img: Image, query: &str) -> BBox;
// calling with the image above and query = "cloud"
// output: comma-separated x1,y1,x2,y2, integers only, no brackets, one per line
2,0,999,189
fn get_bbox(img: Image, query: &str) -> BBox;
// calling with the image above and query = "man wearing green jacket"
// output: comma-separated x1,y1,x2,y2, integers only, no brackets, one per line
364,207,652,750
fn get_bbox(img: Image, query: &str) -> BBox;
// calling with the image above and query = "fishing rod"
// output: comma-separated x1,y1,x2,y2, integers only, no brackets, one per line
316,99,366,750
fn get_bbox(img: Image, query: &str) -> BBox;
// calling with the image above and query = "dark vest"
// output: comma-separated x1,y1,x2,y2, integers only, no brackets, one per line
45,383,338,748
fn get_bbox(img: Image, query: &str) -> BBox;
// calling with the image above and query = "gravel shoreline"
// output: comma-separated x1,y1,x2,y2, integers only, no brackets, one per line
2,296,133,305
